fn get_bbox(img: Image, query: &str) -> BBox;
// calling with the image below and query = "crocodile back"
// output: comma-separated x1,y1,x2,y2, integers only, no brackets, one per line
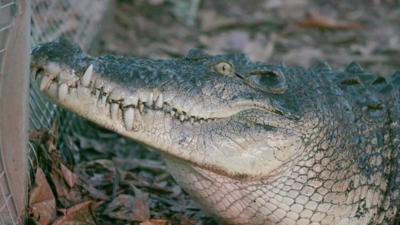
320,63,400,225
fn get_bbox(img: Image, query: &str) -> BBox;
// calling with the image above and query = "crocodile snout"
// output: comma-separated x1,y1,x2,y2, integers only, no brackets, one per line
31,38,85,76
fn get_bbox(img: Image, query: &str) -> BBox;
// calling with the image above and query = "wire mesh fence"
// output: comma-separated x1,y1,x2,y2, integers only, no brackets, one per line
0,1,16,66
0,0,111,224
30,0,111,129
29,0,112,166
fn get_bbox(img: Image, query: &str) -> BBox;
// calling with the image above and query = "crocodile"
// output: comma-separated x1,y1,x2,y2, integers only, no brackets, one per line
30,38,400,225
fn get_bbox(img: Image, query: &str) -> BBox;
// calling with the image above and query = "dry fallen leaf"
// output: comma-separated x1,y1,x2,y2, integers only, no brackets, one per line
132,190,151,222
140,219,170,225
51,162,85,207
52,201,96,225
29,167,57,225
297,12,365,30
61,163,79,188
104,192,150,222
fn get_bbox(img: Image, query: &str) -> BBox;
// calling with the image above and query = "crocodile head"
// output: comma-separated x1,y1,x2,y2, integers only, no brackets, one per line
31,39,400,224
31,38,305,180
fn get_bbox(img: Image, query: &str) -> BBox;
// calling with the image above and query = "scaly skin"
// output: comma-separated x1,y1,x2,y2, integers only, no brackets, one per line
31,39,400,225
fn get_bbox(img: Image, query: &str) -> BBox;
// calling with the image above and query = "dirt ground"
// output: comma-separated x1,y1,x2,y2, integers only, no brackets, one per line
27,0,400,225
101,0,400,75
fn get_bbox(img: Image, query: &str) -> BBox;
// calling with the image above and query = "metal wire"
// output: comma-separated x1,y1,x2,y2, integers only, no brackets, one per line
29,0,111,130
0,1,16,70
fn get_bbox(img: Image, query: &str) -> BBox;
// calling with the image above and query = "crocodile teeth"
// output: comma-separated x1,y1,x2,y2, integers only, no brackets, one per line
70,86,77,97
125,96,138,107
124,108,134,130
47,62,61,74
110,103,119,120
138,91,150,103
179,114,185,121
155,94,163,109
40,76,51,91
98,92,107,106
190,117,194,123
94,79,105,89
81,64,93,87
147,92,154,106
110,89,123,101
103,84,112,94
95,89,100,99
48,82,58,95
58,83,68,101
139,103,144,113
32,67,38,79
133,108,143,131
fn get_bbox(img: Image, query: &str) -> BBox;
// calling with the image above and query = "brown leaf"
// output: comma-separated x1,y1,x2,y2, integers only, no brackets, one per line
132,190,151,222
51,163,85,207
140,219,170,225
76,159,117,184
52,201,96,225
104,193,150,222
29,167,57,225
79,180,109,201
179,217,198,225
297,12,365,30
44,146,86,206
61,163,79,188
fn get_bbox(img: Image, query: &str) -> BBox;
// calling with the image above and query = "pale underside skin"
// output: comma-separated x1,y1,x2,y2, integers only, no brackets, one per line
31,39,400,225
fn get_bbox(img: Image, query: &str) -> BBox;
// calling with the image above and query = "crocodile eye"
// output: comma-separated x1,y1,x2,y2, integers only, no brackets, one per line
214,62,234,76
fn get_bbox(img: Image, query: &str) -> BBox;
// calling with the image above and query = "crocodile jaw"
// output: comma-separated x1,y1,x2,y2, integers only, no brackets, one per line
30,39,400,225
32,61,302,180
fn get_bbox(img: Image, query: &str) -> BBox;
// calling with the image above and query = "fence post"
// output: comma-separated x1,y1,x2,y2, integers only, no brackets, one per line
0,0,30,223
